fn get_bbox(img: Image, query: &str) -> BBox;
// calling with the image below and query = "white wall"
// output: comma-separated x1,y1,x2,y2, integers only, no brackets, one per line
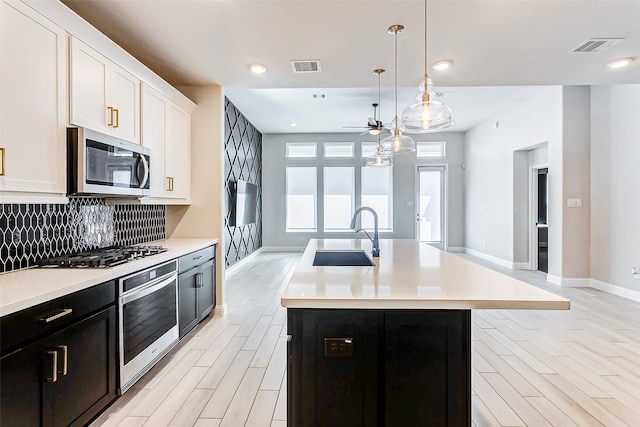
262,132,465,249
464,86,564,275
591,84,640,291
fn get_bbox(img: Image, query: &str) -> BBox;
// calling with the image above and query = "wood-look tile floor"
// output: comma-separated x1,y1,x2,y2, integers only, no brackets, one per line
92,251,640,426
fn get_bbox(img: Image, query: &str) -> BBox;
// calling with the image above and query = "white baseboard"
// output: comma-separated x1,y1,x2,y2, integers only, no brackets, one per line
546,274,562,286
447,246,465,253
260,246,305,252
513,262,532,270
464,248,513,269
560,277,591,287
590,278,640,303
225,248,264,275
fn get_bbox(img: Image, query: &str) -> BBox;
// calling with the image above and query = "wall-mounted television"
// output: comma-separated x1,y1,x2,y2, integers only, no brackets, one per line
230,180,258,226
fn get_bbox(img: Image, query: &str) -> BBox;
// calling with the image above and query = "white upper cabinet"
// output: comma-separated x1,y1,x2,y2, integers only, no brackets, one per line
141,84,191,204
70,37,140,144
0,0,68,203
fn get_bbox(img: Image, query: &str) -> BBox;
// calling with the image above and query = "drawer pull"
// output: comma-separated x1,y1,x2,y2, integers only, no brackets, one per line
40,308,73,323
46,350,58,382
194,255,204,260
57,345,68,376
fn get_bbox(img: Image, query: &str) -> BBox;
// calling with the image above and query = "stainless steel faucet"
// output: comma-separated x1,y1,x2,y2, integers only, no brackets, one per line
350,206,380,257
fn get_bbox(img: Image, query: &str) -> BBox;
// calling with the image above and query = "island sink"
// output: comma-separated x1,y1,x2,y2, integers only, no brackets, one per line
312,250,375,267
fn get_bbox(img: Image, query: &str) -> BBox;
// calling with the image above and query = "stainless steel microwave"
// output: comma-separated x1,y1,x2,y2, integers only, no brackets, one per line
67,128,150,197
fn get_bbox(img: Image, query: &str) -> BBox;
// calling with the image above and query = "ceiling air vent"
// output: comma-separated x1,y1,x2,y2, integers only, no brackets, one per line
571,38,623,53
291,60,322,73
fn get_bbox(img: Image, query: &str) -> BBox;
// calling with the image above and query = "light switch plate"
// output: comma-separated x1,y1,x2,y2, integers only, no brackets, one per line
567,198,583,208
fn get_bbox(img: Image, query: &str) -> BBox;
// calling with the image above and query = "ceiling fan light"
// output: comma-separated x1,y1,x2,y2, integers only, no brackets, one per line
402,99,453,133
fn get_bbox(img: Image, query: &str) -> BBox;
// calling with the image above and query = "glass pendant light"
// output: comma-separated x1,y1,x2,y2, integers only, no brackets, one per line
401,0,453,133
366,132,393,167
381,25,415,154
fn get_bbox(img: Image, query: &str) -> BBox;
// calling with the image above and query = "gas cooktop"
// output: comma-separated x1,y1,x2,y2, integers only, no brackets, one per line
38,245,168,268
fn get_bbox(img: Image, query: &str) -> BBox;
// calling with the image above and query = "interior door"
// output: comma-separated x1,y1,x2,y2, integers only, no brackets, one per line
417,167,445,249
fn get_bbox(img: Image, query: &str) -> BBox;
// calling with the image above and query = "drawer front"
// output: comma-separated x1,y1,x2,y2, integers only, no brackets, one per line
178,245,215,273
1,280,116,355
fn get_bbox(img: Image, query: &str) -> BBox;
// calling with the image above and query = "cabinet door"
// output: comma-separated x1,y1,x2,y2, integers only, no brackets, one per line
52,306,117,427
384,310,471,427
110,63,140,144
0,306,117,427
69,37,110,134
178,267,199,338
141,84,168,197
288,309,383,426
0,333,53,427
196,259,215,321
0,0,67,202
166,102,191,200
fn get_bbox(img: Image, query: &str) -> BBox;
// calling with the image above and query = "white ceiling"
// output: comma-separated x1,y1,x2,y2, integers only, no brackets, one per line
62,0,640,134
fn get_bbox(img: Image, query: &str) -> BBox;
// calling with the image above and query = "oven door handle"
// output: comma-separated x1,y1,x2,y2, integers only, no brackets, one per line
121,273,176,304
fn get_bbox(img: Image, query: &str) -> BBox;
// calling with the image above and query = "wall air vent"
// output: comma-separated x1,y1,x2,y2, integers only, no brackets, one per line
291,60,322,73
571,38,623,53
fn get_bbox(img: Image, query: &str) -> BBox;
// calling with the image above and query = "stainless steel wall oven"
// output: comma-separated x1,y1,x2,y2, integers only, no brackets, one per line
118,260,178,393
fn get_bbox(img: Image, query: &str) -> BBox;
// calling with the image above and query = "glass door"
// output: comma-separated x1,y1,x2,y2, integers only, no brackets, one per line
417,167,445,249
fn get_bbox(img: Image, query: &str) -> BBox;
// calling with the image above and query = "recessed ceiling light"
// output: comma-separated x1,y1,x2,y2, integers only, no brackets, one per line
606,58,633,69
289,122,297,127
432,60,453,71
248,63,267,74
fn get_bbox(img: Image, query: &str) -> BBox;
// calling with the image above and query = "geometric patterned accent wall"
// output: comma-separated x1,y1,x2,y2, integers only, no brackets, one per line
0,198,165,273
224,97,262,267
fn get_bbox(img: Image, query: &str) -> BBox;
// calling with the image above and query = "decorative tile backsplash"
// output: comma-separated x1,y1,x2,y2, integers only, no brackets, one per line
0,198,165,273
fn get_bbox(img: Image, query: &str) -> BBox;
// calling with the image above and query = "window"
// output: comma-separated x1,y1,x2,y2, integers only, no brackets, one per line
361,167,393,231
361,142,378,158
286,142,317,158
324,167,355,231
286,167,317,231
324,142,354,158
416,141,446,158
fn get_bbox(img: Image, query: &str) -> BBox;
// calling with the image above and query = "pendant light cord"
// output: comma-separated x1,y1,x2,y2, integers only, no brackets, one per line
424,0,428,76
394,29,398,121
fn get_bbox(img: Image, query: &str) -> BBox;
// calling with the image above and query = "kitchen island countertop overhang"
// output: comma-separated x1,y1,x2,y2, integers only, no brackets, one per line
281,239,570,311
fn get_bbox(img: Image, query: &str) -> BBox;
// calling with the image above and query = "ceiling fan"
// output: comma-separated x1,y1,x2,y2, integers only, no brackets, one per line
343,69,391,136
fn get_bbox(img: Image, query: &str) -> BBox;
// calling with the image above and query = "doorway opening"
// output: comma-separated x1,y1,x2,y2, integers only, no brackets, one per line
535,168,549,273
416,167,445,249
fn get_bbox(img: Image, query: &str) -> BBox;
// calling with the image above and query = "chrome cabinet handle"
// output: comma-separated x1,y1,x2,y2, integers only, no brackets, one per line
0,147,5,176
57,345,68,376
46,350,58,382
196,272,204,288
40,308,73,323
193,255,204,260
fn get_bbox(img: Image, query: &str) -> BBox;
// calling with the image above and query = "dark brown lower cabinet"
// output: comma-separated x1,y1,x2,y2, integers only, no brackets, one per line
1,306,117,427
287,308,471,427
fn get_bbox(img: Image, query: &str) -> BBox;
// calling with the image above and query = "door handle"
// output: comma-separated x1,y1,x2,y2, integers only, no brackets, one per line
45,350,58,382
57,345,68,376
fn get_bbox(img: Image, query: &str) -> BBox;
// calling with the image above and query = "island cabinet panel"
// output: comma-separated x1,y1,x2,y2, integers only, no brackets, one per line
287,308,471,427
384,310,471,426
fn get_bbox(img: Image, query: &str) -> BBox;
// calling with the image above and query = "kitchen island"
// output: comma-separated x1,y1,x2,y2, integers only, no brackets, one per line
281,239,570,426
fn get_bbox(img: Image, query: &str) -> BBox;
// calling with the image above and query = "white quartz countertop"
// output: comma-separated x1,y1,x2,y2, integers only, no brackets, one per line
0,238,218,316
281,239,570,310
